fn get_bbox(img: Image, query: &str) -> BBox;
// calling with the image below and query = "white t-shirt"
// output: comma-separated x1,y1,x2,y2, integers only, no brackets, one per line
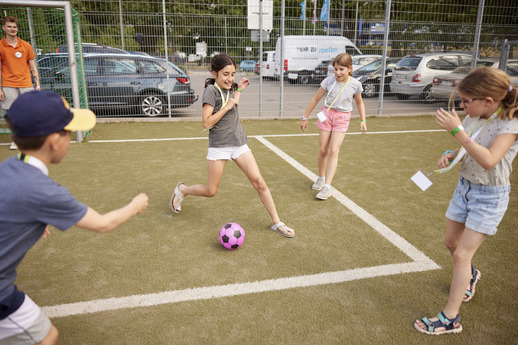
320,75,363,112
459,115,518,186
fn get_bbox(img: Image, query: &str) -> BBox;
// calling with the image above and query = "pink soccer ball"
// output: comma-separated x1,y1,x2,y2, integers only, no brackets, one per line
219,223,245,250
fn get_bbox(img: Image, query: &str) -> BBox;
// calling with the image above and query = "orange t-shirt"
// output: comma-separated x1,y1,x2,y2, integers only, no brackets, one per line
0,37,35,88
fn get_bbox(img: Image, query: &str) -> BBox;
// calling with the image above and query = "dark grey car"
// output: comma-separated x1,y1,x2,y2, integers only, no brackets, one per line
39,53,197,116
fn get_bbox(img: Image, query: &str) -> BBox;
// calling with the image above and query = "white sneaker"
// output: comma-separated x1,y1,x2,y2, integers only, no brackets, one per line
9,142,17,150
312,177,325,191
316,185,332,200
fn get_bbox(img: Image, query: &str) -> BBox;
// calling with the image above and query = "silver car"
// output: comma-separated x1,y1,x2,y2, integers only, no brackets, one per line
390,52,473,102
429,59,500,102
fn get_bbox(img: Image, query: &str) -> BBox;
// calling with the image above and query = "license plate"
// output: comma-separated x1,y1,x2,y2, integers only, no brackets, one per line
288,73,298,80
440,81,452,86
396,74,406,80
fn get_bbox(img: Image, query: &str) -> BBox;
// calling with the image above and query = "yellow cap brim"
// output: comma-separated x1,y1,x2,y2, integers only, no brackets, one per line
61,97,96,132
64,108,96,132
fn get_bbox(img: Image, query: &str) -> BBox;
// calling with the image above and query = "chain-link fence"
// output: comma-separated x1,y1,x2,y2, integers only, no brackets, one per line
3,0,518,119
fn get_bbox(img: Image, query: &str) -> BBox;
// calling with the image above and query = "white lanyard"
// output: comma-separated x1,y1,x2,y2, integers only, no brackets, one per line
324,76,350,111
431,111,498,175
17,153,49,175
215,83,229,108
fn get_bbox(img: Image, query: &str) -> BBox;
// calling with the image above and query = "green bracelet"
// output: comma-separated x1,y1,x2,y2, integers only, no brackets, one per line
361,119,366,122
450,125,464,136
236,88,243,92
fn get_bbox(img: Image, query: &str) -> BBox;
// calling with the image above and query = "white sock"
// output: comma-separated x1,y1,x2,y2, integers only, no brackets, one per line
323,184,331,188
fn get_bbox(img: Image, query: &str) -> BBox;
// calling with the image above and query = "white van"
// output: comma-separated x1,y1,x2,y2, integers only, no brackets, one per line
260,50,276,78
274,35,361,84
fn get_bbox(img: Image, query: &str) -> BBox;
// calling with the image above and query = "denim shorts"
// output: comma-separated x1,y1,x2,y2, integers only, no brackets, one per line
446,176,510,235
316,106,351,133
206,144,250,161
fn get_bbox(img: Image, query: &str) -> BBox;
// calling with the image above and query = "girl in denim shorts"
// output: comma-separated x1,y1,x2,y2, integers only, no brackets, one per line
415,67,518,335
300,53,367,200
170,54,294,238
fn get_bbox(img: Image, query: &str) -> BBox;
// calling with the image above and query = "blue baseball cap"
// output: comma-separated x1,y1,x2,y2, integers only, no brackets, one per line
6,90,96,137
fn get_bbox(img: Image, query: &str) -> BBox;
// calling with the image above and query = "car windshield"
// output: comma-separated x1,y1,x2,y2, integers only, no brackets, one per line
357,60,382,72
395,56,422,70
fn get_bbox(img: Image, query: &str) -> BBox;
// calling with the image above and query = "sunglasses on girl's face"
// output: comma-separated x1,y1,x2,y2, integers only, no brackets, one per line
460,98,483,106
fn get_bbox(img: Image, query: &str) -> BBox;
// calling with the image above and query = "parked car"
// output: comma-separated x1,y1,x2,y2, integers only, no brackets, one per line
311,60,332,83
353,58,401,98
506,60,518,86
390,52,473,101
430,59,500,102
40,53,197,116
57,42,129,54
37,53,70,79
327,54,382,77
239,60,256,72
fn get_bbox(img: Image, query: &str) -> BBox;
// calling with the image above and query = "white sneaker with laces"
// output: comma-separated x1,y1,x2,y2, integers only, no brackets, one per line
312,177,325,191
316,185,332,200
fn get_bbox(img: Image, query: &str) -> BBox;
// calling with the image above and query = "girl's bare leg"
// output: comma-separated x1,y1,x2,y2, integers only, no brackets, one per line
322,131,346,186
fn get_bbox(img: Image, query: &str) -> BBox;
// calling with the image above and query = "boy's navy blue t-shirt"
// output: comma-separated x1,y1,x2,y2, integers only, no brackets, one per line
0,156,87,307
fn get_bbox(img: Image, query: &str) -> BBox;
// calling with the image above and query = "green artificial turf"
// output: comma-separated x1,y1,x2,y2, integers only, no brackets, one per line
0,116,516,344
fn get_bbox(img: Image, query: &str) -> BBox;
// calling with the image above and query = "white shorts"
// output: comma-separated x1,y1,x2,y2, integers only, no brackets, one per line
206,144,250,161
0,295,51,344
1,87,34,110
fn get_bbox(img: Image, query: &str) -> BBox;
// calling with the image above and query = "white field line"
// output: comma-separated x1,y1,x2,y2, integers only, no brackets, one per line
41,131,440,319
0,129,444,146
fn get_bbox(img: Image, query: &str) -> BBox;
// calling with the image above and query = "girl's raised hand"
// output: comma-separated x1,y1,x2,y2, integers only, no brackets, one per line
238,77,250,90
435,107,462,132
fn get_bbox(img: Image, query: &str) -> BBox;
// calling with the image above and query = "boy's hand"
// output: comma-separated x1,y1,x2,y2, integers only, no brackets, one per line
42,226,51,239
132,193,149,214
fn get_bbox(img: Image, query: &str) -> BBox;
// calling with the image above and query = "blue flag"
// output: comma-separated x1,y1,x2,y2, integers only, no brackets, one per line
320,0,330,21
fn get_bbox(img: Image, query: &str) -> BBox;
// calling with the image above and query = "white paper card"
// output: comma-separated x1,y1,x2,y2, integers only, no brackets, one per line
411,171,433,191
317,111,327,122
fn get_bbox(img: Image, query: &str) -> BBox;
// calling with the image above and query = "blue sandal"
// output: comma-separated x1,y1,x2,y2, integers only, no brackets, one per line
414,312,462,335
464,265,481,302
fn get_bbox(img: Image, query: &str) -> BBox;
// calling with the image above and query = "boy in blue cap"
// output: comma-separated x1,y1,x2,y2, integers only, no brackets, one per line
0,90,148,345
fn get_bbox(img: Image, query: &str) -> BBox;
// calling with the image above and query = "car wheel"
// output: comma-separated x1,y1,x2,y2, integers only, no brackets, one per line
299,75,310,84
395,93,410,100
422,85,435,103
141,94,164,116
363,82,377,98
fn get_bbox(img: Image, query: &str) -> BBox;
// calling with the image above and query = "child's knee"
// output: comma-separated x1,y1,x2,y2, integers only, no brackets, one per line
252,177,268,191
444,237,456,251
328,147,341,158
204,186,218,197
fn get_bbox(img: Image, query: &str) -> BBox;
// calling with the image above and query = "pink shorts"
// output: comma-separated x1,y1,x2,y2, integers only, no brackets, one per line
316,106,351,133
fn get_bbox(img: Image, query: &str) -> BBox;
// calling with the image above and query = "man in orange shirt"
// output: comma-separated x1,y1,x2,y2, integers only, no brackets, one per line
0,16,40,150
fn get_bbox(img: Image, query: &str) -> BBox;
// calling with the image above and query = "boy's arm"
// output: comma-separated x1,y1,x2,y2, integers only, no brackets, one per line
75,193,148,233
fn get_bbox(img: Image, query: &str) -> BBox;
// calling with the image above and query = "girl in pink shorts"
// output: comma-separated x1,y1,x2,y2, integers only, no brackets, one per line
300,53,367,200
